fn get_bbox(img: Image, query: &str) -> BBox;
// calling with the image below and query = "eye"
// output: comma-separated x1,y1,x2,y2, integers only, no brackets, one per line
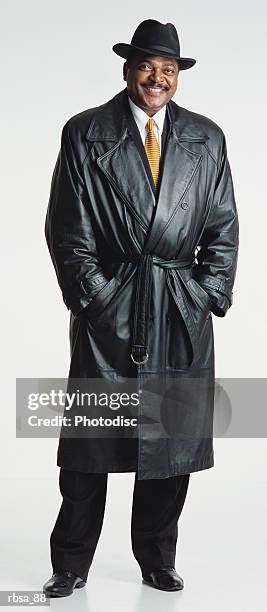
139,63,151,70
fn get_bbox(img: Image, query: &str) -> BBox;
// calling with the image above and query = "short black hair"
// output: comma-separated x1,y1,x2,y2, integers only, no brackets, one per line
125,51,141,67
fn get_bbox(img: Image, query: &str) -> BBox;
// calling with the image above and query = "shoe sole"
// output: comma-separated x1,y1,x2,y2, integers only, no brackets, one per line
43,580,86,598
142,576,184,591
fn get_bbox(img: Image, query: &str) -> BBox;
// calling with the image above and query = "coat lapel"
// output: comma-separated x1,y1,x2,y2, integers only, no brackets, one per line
138,99,210,254
121,93,156,197
143,120,208,254
85,87,209,251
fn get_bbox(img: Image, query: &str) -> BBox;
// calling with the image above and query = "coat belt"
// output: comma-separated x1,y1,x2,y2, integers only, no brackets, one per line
111,253,195,365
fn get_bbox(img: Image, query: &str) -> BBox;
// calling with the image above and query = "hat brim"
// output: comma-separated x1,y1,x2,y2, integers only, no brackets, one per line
112,43,196,70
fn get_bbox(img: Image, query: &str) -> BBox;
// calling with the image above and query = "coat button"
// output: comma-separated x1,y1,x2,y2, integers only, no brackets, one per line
181,201,189,209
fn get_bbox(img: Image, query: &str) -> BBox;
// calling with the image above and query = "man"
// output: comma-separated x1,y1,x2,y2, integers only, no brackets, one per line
43,19,239,597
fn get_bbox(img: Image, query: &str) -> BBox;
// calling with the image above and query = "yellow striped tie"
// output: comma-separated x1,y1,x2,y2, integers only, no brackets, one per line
145,117,160,188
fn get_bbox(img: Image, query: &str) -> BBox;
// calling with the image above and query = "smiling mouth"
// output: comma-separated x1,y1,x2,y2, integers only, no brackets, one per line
143,86,167,93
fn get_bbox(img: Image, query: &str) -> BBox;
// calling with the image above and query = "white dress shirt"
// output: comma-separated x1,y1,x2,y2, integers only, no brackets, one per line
128,94,166,155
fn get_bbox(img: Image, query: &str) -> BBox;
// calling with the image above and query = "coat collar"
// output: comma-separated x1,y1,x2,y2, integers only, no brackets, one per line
85,87,209,254
85,87,210,144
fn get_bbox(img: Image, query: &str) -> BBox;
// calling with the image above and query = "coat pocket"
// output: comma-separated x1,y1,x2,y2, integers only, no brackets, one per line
186,277,211,316
82,276,120,320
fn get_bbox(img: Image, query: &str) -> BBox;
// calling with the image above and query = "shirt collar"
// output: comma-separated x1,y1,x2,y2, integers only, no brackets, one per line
128,94,166,134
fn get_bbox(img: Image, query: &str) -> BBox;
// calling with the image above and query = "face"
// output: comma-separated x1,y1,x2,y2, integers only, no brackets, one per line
123,53,179,116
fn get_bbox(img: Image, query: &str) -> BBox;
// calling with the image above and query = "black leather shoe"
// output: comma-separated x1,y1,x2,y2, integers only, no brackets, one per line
142,566,184,591
43,570,86,598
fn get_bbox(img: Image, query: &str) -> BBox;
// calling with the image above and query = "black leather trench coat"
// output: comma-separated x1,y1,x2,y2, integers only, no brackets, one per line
45,87,239,480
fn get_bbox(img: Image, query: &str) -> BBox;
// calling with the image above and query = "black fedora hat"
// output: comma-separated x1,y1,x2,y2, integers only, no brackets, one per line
112,19,196,70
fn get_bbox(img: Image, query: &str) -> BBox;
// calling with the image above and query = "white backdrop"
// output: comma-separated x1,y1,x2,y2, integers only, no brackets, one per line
1,1,267,607
1,0,266,477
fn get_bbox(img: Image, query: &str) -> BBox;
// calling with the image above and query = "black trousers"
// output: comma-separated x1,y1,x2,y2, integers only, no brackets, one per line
50,468,190,583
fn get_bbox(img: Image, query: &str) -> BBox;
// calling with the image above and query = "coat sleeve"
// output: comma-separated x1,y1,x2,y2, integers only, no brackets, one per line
45,120,110,316
194,130,239,317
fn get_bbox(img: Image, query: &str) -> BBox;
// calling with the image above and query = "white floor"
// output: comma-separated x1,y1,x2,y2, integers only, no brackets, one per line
0,474,266,611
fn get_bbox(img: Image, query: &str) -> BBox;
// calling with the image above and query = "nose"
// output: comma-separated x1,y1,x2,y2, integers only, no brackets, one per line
150,68,165,83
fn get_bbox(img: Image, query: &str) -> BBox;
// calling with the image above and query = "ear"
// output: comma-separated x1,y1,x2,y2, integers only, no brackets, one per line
123,61,128,82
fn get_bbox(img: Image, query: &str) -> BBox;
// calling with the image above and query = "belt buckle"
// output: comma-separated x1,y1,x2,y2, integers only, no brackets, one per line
131,351,149,365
